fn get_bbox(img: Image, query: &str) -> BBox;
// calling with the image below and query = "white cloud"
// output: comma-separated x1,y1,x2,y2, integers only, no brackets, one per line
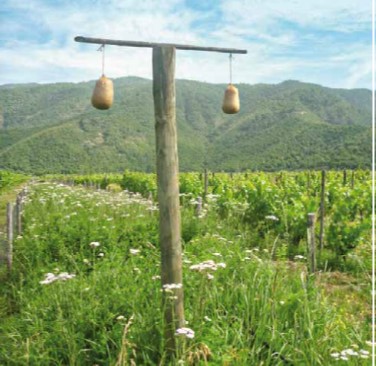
0,0,372,89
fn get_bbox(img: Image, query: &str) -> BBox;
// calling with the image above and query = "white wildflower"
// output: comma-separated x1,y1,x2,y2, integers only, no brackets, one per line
207,273,214,280
152,275,161,280
98,252,105,257
130,249,140,255
265,215,279,221
116,315,125,320
294,255,305,260
40,272,75,285
162,283,183,291
175,327,195,339
89,241,100,248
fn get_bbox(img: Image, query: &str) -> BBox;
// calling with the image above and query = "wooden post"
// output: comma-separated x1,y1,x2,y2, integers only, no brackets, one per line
15,194,22,235
343,170,347,186
307,213,316,273
195,197,203,217
6,203,13,272
152,46,185,353
204,169,208,202
319,170,326,250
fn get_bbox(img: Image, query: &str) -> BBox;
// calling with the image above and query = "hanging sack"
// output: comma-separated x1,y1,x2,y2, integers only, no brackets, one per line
91,75,114,110
222,84,240,114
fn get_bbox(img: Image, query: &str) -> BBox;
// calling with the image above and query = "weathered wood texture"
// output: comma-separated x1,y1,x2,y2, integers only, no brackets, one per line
307,213,316,273
204,169,208,202
6,203,13,272
152,46,185,352
15,194,22,235
75,36,247,54
319,170,326,250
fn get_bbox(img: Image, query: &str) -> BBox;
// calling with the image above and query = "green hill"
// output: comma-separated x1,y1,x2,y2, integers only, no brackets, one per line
0,77,371,173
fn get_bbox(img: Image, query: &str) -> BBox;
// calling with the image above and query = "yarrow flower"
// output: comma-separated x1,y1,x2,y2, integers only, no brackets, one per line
294,255,305,260
162,283,183,292
330,348,369,360
265,215,279,221
40,272,76,285
189,260,226,272
89,241,100,248
175,327,195,339
130,248,140,255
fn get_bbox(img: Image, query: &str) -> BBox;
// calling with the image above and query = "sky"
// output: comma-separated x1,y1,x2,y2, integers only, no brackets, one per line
0,0,372,89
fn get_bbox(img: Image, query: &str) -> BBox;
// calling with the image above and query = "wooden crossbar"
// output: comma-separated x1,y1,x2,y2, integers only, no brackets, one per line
74,36,247,54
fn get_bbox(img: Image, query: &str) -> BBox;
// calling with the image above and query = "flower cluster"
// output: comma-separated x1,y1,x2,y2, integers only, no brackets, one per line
89,241,100,248
265,215,279,221
175,327,195,339
40,272,76,285
189,260,226,272
330,348,369,361
162,283,183,292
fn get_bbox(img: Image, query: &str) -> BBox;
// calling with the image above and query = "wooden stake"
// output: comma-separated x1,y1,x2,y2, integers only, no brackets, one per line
6,203,13,272
195,197,203,217
204,169,208,202
319,170,326,250
152,46,185,353
307,213,316,273
15,194,22,235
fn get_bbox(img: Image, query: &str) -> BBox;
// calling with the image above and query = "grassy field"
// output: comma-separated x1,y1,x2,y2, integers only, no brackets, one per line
0,174,372,365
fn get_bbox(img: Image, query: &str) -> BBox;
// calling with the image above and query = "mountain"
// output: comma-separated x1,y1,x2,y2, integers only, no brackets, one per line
0,77,371,174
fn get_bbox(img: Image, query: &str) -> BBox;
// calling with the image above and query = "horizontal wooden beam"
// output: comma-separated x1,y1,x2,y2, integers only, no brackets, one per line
74,36,247,54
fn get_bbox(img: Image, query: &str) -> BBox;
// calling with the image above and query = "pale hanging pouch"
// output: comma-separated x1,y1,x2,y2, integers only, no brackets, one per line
222,84,240,114
91,75,114,110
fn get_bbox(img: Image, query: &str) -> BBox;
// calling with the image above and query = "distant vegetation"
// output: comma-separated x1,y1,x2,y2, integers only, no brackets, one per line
0,78,371,173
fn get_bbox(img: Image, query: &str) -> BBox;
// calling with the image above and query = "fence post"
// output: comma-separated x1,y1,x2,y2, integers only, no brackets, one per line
6,203,14,272
195,197,202,217
307,213,316,273
15,194,22,235
319,170,326,250
204,169,208,202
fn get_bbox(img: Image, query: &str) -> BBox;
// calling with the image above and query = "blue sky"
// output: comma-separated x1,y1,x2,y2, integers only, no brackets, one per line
0,0,372,89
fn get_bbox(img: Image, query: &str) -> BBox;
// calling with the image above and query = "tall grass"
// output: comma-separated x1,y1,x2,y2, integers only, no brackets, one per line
0,182,371,365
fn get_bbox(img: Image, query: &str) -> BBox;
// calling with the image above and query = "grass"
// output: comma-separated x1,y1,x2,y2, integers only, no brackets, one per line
0,181,371,365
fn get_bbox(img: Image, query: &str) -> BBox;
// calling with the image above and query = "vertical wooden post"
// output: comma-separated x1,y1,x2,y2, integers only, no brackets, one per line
15,194,22,235
319,170,326,250
343,170,347,186
307,213,316,273
204,168,208,202
195,197,203,217
6,203,13,272
152,46,185,353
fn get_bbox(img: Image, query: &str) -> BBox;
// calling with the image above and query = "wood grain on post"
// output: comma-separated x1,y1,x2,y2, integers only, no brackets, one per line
204,169,208,202
152,46,185,353
319,170,326,251
6,203,13,272
307,213,316,273
16,194,22,235
195,197,203,217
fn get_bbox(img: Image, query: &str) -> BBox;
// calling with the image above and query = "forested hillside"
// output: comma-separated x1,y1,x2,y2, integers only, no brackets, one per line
0,78,371,173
